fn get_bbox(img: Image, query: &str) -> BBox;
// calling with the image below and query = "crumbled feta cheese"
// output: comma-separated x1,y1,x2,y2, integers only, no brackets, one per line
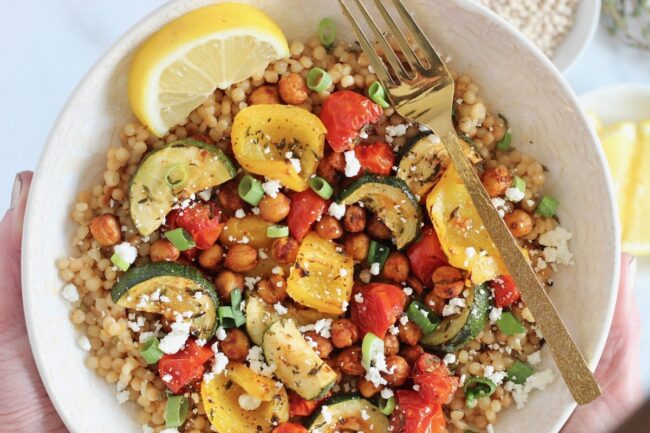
271,266,283,275
505,187,525,202
489,307,503,323
235,208,246,218
273,302,288,315
321,405,333,423
162,374,173,383
484,365,507,385
506,369,555,409
78,336,91,351
465,247,476,259
160,429,180,433
251,206,260,215
341,301,349,312
403,287,413,296
491,197,507,217
527,350,542,365
361,409,370,420
385,124,408,138
399,314,409,326
211,352,229,375
259,248,268,259
340,268,348,278
238,394,262,411
197,188,212,201
159,320,191,354
216,326,227,341
114,242,138,265
344,150,361,177
247,346,276,377
138,332,155,343
328,202,347,220
314,319,333,338
289,158,302,173
487,424,495,433
538,226,574,266
369,262,381,275
389,325,400,335
262,179,282,198
61,284,79,303
142,425,154,433
442,297,467,317
380,388,394,399
443,353,456,365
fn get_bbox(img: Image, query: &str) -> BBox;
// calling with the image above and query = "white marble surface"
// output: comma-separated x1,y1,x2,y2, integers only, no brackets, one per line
1,0,648,393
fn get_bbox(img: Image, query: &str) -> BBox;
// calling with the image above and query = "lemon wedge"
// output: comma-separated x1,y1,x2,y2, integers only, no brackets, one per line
128,3,289,137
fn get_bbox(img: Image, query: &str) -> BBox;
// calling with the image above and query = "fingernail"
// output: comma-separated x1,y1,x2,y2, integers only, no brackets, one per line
10,173,22,209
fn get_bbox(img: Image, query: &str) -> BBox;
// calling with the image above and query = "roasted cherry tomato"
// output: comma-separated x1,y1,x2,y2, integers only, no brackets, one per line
158,339,213,394
288,390,329,417
272,423,309,433
351,283,405,338
391,390,446,433
491,275,520,308
167,202,223,250
286,189,328,241
407,226,448,286
355,141,395,175
320,90,383,152
413,354,459,405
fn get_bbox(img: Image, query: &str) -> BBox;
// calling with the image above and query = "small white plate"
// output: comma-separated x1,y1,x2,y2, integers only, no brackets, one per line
552,0,601,72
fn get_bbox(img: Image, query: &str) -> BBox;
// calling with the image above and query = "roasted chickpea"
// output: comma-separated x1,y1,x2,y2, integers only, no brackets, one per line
270,237,299,264
317,152,345,184
220,328,250,362
331,319,360,348
381,355,410,386
315,216,343,240
357,377,382,398
336,346,365,376
381,252,410,283
278,73,309,105
384,334,400,356
398,320,423,346
481,166,512,197
258,192,291,223
89,214,122,246
366,214,392,240
504,209,533,238
400,344,425,364
424,290,446,316
406,275,425,296
248,85,280,105
343,205,367,233
214,270,244,300
431,266,465,299
344,233,370,262
224,244,258,272
198,244,224,270
218,180,245,213
256,275,287,304
325,358,344,384
304,331,334,359
149,239,180,262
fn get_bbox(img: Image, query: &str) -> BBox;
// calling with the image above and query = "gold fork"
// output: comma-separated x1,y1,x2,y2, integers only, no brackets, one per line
338,0,601,405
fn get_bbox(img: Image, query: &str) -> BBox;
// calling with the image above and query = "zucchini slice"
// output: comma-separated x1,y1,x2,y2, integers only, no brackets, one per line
129,139,236,236
111,262,219,339
262,319,337,400
396,131,445,198
308,395,389,433
245,296,335,345
420,284,491,352
339,174,421,249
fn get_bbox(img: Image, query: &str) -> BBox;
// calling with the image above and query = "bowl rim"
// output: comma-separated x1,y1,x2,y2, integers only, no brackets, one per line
21,1,620,432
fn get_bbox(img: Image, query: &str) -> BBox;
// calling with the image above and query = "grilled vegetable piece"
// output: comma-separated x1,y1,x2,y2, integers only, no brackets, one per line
307,395,389,432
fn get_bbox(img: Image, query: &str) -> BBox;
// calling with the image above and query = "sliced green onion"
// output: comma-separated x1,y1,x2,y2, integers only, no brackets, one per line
231,289,242,310
318,18,336,48
238,175,264,206
507,360,534,385
140,337,164,364
230,289,246,327
218,306,237,328
110,252,130,272
512,176,526,194
267,225,289,238
361,332,384,370
496,311,526,336
378,396,396,415
164,228,196,251
165,395,189,428
307,68,333,92
535,195,559,218
368,81,390,108
463,377,497,408
407,301,441,335
367,240,390,269
495,114,512,151
164,163,188,189
309,176,334,199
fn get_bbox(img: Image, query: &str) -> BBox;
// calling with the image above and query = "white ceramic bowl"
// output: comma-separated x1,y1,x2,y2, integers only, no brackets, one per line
552,0,601,72
22,1,619,432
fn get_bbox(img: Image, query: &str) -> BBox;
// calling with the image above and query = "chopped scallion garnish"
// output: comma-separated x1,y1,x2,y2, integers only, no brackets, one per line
368,81,390,108
507,360,534,385
367,240,390,269
535,195,559,218
496,311,526,336
361,332,384,370
218,306,237,328
378,396,396,415
267,225,290,238
318,18,336,48
463,377,497,408
495,114,512,151
165,395,189,428
140,337,164,364
309,175,334,199
164,228,196,251
110,252,130,272
407,301,441,335
238,175,264,206
512,176,526,193
307,68,333,92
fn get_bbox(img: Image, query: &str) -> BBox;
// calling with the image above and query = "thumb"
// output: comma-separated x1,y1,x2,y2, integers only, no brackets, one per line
1,171,33,254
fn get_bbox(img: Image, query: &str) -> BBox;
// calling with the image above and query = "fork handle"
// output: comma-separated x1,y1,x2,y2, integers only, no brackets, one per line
437,128,601,405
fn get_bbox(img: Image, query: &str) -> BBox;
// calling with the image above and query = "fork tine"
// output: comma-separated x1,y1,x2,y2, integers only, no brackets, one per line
348,0,410,81
338,0,396,86
371,0,423,71
390,0,445,70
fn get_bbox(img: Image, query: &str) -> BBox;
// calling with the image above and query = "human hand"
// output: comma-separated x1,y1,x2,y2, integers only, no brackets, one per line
562,253,642,433
0,172,67,433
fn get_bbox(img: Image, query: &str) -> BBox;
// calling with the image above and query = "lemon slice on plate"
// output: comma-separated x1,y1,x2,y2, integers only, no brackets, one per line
622,121,650,255
128,3,289,137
